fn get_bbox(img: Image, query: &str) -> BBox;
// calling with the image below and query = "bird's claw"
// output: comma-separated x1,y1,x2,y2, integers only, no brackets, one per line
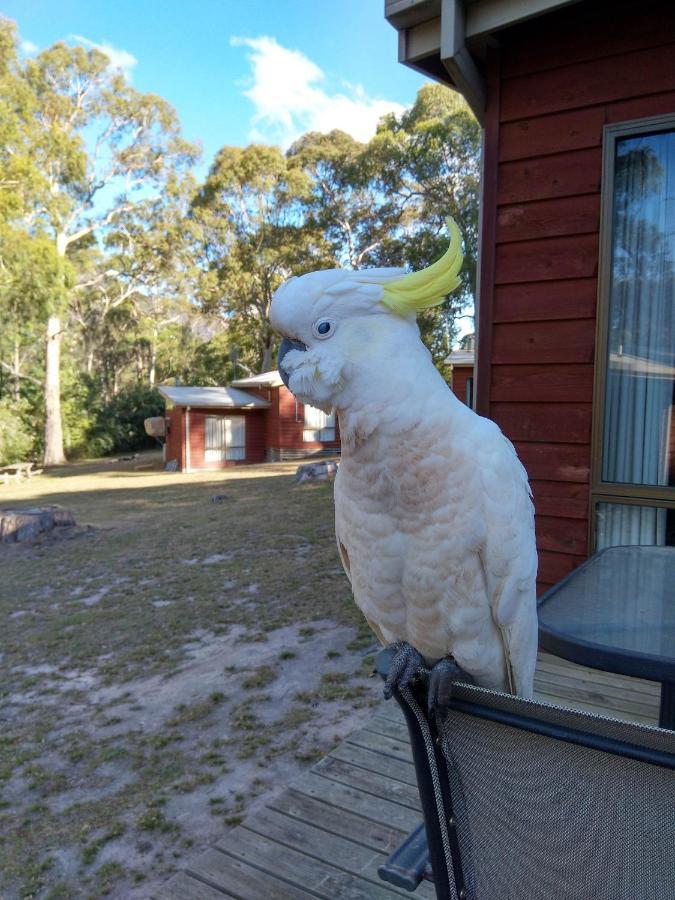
428,657,474,719
383,641,428,700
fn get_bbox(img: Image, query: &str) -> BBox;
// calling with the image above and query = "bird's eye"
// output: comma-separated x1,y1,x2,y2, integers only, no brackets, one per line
312,319,335,339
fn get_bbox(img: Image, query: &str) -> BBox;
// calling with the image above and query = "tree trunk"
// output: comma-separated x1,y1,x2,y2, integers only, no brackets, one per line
13,338,20,403
149,335,157,387
260,341,273,374
135,345,144,381
44,315,66,466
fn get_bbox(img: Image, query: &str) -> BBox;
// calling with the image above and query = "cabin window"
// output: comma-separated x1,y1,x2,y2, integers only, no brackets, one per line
466,376,474,409
303,405,335,442
593,117,675,549
204,415,246,461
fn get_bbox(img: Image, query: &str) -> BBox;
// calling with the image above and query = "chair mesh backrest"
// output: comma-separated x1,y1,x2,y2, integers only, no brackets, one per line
437,686,675,900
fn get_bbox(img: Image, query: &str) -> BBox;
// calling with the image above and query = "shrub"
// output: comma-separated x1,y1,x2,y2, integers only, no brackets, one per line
81,384,164,456
0,401,34,465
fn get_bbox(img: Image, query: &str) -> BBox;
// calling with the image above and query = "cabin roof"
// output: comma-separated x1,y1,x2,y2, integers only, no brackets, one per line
158,385,270,409
445,349,475,366
230,371,285,388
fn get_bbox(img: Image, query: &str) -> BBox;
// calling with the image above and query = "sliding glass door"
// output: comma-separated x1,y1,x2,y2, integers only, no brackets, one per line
594,117,675,549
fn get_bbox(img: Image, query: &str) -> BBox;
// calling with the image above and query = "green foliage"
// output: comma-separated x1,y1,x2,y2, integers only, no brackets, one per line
0,400,34,465
368,83,481,362
191,144,323,373
83,385,164,457
1,16,480,459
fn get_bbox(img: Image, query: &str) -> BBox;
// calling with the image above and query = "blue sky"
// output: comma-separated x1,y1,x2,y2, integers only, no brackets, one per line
4,0,428,176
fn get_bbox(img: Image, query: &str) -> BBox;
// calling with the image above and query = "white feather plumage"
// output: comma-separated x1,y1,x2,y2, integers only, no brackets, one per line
270,266,538,698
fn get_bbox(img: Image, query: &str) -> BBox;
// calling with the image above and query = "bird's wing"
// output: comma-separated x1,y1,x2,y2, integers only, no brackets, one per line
476,424,539,697
336,532,352,586
335,491,389,646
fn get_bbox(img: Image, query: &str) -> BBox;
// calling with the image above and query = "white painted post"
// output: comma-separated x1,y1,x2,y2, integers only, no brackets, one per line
185,406,191,473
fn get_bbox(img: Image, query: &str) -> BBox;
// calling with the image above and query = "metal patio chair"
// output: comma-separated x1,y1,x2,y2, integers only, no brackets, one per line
375,647,675,900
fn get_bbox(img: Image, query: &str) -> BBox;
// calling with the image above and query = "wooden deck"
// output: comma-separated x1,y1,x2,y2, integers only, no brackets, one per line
161,654,661,899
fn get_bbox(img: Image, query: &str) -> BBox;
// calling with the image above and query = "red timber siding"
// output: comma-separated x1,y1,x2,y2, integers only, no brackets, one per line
165,407,184,469
450,366,474,406
184,407,266,469
266,386,341,457
476,0,675,592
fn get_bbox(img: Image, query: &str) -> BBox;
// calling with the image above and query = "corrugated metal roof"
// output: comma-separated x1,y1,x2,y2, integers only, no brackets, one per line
230,371,284,388
158,385,270,409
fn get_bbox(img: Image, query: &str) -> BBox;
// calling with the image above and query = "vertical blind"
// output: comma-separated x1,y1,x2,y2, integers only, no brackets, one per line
205,415,246,461
598,129,675,548
303,405,336,442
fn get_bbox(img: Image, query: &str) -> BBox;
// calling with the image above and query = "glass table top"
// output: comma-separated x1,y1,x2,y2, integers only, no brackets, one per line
538,546,675,670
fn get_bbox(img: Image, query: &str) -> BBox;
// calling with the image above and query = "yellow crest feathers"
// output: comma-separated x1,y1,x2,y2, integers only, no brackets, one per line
381,217,464,316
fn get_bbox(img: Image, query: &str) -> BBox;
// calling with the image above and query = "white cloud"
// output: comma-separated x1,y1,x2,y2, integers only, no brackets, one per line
232,36,405,147
70,35,137,81
20,40,39,55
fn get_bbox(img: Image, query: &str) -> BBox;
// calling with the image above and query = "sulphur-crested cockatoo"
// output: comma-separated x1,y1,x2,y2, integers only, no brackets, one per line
270,220,538,703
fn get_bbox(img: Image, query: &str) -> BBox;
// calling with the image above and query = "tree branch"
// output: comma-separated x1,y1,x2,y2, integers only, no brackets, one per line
0,361,41,386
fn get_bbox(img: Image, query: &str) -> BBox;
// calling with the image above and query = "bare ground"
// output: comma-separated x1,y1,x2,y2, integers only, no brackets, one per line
0,453,382,899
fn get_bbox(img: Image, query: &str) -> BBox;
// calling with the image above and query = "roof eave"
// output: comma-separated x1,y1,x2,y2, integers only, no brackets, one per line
385,0,584,122
157,386,270,410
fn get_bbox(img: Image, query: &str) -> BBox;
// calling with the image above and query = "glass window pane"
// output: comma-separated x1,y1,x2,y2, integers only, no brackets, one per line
595,502,674,550
602,130,675,488
304,405,334,442
205,415,226,461
225,416,245,460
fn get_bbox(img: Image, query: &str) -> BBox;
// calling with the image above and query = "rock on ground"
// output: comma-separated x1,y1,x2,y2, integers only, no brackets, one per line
0,506,76,543
294,461,339,484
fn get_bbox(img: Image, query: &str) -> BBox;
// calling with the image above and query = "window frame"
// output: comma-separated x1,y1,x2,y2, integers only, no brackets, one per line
204,414,246,462
590,114,675,548
302,405,336,443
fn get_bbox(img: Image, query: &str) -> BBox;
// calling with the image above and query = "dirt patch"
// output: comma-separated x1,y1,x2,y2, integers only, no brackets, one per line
0,453,381,899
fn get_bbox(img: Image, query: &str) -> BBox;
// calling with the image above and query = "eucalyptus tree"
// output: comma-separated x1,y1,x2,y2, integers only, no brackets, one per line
287,129,390,268
368,83,481,361
15,33,197,463
192,144,325,373
103,178,199,387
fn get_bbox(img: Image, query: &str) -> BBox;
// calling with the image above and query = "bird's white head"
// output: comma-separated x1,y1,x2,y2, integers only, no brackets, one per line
270,218,464,414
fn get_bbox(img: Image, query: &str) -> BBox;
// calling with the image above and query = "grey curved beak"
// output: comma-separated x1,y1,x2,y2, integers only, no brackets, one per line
277,337,307,389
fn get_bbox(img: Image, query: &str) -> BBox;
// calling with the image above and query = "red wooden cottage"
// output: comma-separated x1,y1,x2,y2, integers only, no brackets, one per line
387,0,675,592
446,348,475,408
230,372,341,461
159,375,340,471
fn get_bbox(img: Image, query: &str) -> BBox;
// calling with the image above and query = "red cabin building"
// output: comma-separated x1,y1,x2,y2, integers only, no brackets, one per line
159,375,340,471
446,348,475,408
387,0,675,592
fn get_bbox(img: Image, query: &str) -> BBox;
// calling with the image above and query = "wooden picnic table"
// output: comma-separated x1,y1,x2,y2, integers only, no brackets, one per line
0,462,35,485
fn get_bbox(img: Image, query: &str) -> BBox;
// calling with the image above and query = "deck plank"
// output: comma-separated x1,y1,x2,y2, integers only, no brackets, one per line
186,850,313,900
158,872,235,899
312,756,422,809
290,770,423,831
364,715,411,741
345,727,414,762
215,826,411,900
270,789,407,854
165,651,663,898
329,742,417,785
241,806,437,899
534,652,660,723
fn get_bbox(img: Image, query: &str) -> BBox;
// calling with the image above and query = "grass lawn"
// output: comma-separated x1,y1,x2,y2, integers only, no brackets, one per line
0,452,380,899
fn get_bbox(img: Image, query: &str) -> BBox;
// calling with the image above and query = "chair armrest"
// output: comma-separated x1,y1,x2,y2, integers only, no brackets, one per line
377,821,431,892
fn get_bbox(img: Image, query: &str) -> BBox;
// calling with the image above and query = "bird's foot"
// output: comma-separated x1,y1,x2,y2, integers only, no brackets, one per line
428,657,475,719
383,641,428,700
